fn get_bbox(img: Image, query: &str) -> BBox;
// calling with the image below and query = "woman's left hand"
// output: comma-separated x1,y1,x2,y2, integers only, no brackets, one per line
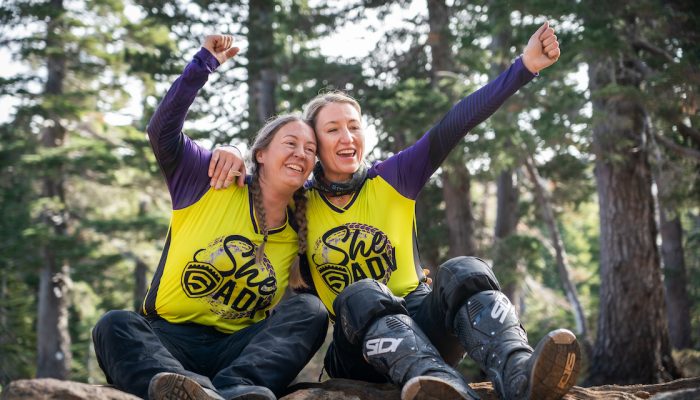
209,146,247,189
522,21,560,74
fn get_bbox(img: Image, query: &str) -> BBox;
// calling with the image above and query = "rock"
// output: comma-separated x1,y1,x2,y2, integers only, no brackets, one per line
0,378,140,400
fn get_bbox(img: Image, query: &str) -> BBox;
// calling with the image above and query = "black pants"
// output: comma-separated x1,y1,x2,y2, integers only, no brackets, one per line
324,256,500,382
93,293,329,399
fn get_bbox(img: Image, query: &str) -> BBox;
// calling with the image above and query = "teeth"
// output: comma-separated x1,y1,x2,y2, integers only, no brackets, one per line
286,164,302,172
338,150,355,156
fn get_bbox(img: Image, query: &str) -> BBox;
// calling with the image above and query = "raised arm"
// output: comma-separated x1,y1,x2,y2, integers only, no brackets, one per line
146,35,240,208
375,22,560,199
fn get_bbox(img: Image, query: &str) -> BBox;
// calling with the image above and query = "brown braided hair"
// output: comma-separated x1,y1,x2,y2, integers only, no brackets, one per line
248,114,311,290
289,188,309,290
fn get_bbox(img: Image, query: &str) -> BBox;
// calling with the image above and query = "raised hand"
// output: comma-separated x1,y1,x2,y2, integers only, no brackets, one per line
209,146,247,189
202,34,240,65
522,21,560,74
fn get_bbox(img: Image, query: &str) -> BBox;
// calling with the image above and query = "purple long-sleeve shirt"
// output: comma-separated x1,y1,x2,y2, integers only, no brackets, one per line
148,49,535,207
146,48,221,210
371,57,535,199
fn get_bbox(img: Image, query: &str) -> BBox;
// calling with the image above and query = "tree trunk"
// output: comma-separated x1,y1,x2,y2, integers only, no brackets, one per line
247,0,277,130
586,55,677,385
427,0,476,258
650,116,693,350
493,169,521,308
523,155,593,358
36,0,72,379
0,272,5,333
488,2,522,307
441,166,476,257
659,210,692,349
133,259,148,313
5,376,700,400
133,200,149,312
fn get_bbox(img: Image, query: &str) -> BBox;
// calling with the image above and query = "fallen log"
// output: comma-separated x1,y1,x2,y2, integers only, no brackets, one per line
1,376,699,400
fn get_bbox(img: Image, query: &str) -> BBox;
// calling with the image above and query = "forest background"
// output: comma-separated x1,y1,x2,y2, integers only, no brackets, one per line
0,0,698,391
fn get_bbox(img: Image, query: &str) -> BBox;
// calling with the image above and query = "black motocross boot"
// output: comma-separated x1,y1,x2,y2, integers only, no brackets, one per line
362,314,479,400
454,291,580,400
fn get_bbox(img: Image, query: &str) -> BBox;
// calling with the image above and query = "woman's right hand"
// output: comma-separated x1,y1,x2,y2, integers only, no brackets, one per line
209,146,247,189
203,34,240,65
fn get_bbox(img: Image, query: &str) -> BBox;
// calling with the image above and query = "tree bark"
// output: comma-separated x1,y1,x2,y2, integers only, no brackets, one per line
493,169,521,308
586,54,677,385
427,0,476,258
488,1,522,307
36,0,72,380
5,377,700,400
247,0,277,130
133,258,148,313
441,165,476,257
650,127,692,350
133,200,149,312
659,210,692,349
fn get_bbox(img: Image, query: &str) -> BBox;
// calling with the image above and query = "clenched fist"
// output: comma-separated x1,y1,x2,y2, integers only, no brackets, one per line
522,21,560,74
203,34,240,65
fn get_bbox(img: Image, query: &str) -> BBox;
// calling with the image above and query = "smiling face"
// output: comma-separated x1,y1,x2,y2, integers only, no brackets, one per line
256,120,316,191
313,102,365,182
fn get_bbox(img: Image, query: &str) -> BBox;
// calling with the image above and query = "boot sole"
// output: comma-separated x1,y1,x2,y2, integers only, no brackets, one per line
401,376,474,400
148,372,224,400
527,329,581,400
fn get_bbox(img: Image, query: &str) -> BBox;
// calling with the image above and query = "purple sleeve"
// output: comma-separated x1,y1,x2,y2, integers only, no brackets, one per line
373,57,535,199
146,48,221,210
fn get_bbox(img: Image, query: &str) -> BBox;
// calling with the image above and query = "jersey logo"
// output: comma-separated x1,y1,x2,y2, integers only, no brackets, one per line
365,338,404,356
181,234,277,320
312,223,397,295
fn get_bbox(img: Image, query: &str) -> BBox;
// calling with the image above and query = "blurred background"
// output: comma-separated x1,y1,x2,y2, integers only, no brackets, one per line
0,0,698,390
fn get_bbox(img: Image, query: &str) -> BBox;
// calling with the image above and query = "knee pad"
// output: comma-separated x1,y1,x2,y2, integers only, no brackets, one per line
455,290,530,369
433,257,501,328
333,279,408,345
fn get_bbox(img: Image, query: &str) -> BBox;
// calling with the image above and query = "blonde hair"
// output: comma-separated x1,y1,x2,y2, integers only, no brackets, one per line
302,91,362,129
248,114,310,290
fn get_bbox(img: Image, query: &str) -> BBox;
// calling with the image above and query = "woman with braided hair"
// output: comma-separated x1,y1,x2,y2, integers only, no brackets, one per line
212,22,581,400
92,35,328,400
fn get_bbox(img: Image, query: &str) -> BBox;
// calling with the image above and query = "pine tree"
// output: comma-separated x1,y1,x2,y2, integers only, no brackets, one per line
0,0,170,381
581,0,680,384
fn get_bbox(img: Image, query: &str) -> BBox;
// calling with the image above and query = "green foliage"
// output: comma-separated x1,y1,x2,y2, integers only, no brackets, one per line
366,77,451,154
0,270,37,384
0,0,177,382
0,114,39,385
0,0,696,385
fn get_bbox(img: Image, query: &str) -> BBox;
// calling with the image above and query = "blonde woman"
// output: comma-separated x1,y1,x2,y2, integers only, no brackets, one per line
212,22,580,400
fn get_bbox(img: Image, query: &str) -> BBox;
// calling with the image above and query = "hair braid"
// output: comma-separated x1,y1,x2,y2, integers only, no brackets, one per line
246,113,313,290
249,172,269,264
289,188,309,290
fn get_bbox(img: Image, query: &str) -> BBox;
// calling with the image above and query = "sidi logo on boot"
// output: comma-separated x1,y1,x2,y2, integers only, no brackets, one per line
557,352,577,389
365,338,404,356
490,295,513,324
